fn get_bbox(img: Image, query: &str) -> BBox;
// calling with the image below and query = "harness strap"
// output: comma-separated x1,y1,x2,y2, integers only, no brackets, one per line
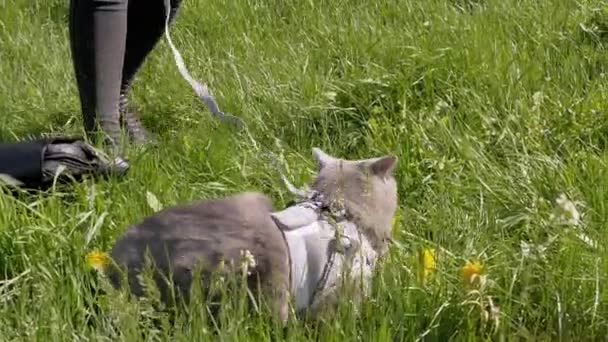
307,216,354,308
309,242,338,306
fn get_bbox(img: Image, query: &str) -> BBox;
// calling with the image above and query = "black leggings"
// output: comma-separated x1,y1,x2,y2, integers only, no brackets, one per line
69,0,182,147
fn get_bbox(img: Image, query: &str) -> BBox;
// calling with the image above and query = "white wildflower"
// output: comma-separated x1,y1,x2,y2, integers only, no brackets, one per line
240,249,257,275
520,241,532,258
434,100,450,114
532,91,544,111
554,193,581,226
551,194,597,248
520,241,547,261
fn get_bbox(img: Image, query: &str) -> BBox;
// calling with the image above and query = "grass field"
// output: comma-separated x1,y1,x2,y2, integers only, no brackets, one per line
2,0,608,340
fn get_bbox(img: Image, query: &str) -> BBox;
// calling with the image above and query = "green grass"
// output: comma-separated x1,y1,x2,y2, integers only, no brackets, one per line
2,0,608,340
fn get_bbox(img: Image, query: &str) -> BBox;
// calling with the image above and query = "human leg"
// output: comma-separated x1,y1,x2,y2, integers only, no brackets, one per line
68,0,128,150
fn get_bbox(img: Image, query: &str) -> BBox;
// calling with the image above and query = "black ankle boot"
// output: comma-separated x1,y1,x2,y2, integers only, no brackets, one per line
119,92,154,145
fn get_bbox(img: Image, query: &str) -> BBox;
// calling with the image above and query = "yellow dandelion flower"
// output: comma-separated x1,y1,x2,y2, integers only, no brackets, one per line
418,248,437,283
460,259,484,286
86,250,111,273
422,248,437,275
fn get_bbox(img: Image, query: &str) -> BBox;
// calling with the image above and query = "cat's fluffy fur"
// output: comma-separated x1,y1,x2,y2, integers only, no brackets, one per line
107,148,398,322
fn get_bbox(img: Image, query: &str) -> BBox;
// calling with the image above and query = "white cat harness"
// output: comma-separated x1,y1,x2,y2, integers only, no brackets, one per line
271,194,378,312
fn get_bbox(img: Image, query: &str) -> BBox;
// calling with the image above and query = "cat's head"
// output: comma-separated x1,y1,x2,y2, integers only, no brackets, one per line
310,148,398,254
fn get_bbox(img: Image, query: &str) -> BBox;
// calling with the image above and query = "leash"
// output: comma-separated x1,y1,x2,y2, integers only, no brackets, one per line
162,0,308,198
162,0,245,129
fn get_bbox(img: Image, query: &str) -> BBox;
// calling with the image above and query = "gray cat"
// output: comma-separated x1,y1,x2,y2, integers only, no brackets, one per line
105,148,398,322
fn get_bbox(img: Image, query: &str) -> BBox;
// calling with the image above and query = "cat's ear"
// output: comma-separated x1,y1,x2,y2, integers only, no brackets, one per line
312,148,334,170
369,155,398,179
